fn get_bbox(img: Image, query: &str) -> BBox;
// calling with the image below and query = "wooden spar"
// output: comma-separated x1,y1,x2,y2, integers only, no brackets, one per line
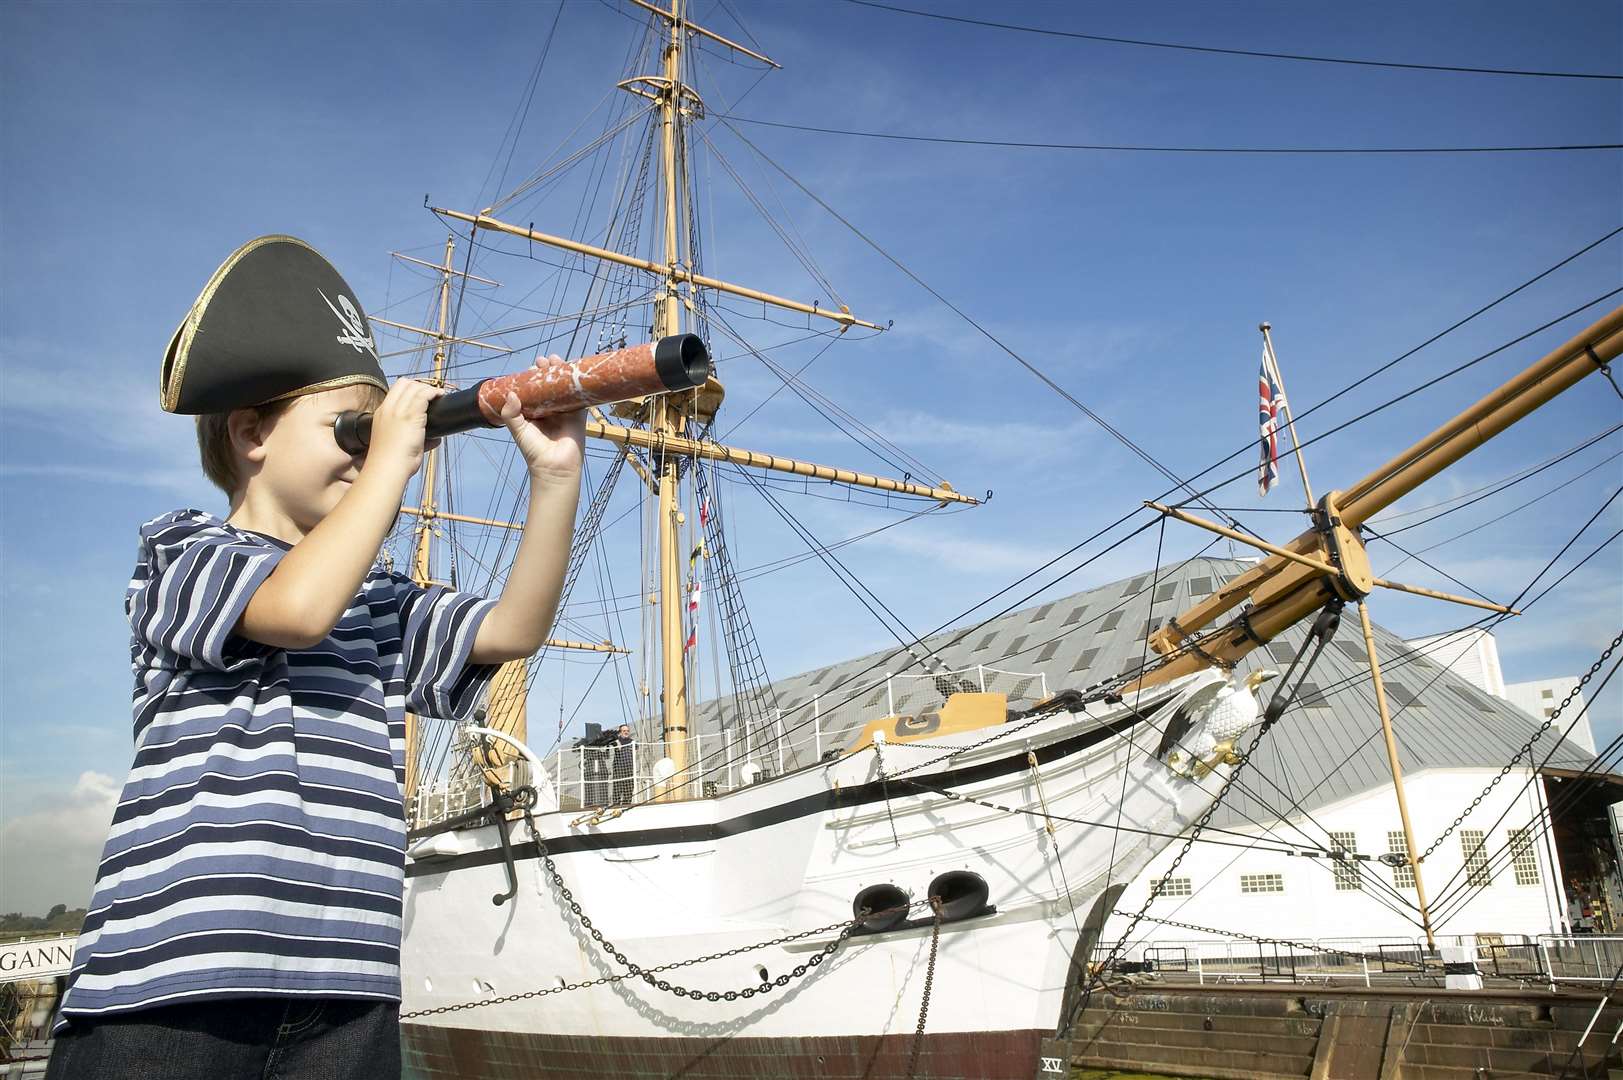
431,206,885,333
624,0,780,68
1359,600,1437,948
1145,501,1518,615
586,419,975,505
368,315,507,353
1135,303,1623,691
404,235,458,807
541,638,631,655
389,251,501,285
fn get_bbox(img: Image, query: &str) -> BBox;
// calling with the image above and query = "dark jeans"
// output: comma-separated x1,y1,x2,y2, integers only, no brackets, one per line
46,998,400,1080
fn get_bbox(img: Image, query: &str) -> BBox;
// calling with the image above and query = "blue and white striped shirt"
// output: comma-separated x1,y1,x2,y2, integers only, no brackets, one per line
57,509,498,1028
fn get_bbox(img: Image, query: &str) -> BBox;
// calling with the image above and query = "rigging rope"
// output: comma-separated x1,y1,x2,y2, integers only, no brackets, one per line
838,0,1623,81
719,115,1623,155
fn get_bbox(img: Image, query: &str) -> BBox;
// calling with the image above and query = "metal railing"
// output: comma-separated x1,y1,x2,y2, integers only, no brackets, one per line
1539,935,1623,986
1092,933,1618,990
409,665,1046,827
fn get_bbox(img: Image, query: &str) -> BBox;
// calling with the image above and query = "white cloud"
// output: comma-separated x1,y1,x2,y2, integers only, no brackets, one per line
0,772,119,914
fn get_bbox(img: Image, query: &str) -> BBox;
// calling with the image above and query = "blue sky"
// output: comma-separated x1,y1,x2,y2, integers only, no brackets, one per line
2,1,1619,914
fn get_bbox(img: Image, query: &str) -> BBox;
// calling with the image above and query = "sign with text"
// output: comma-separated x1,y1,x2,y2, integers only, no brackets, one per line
0,936,77,983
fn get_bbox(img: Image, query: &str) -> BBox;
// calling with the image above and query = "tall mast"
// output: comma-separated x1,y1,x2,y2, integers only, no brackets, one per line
426,0,978,800
653,0,690,787
404,235,458,804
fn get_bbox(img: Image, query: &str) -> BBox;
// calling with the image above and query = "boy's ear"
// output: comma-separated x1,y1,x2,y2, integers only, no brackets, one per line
227,408,272,464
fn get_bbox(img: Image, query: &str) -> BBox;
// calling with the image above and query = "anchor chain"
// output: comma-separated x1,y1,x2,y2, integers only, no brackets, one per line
905,897,944,1080
1061,601,1342,1035
1418,630,1621,864
402,805,881,1018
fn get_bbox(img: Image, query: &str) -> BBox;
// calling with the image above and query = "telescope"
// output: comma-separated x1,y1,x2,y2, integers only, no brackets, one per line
333,334,712,454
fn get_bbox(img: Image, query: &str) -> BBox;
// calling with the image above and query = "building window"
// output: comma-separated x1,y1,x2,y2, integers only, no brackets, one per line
1036,641,1060,664
1007,635,1029,656
1267,642,1295,663
974,631,997,652
1297,682,1330,708
1138,617,1164,641
1508,828,1541,886
1099,611,1124,632
1061,605,1087,626
1388,832,1415,889
1072,647,1100,673
1123,575,1149,596
1155,876,1193,898
1240,873,1284,894
1450,686,1495,713
1033,602,1056,620
1541,688,1555,700
1188,576,1213,597
1154,583,1178,603
1330,831,1362,891
1461,829,1493,887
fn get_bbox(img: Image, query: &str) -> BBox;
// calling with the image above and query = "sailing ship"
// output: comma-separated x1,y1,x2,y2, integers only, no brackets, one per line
379,3,1623,1077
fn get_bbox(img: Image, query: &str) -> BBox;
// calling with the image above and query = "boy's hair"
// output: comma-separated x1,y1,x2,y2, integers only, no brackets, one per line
196,402,294,496
195,384,386,495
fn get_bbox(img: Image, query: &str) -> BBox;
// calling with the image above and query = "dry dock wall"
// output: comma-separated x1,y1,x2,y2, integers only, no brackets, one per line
1047,984,1623,1079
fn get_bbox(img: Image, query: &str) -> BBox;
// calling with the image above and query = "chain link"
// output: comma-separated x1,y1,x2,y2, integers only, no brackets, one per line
905,899,944,1080
1112,911,1425,971
402,804,882,1018
1418,630,1620,864
1062,604,1342,1034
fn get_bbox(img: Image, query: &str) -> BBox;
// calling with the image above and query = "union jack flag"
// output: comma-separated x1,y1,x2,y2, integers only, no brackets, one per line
1258,344,1285,496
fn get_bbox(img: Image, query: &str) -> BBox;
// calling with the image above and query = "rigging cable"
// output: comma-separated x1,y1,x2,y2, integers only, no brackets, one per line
714,117,1263,543
719,115,1623,156
837,0,1623,81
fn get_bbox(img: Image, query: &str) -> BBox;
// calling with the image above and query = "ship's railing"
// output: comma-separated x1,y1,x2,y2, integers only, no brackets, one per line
550,665,1047,809
1093,933,1565,987
409,665,1046,826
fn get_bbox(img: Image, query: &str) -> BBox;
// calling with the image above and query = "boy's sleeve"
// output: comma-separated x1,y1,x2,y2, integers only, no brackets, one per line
390,575,501,722
126,511,285,672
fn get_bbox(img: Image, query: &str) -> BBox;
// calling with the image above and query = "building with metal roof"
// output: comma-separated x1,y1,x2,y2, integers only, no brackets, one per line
673,556,1612,951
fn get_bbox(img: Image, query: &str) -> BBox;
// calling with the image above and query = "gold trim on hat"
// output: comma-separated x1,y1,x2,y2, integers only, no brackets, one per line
259,372,390,407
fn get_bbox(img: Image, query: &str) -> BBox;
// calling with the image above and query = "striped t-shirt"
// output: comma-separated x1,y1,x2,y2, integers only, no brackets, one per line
57,509,498,1028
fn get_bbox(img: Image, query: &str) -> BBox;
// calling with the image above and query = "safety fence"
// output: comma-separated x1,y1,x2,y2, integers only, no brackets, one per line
1095,934,1623,990
410,665,1044,827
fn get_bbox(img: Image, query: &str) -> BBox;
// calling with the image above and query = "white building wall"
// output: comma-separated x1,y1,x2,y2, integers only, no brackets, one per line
1407,629,1506,698
1505,677,1595,754
1107,768,1565,959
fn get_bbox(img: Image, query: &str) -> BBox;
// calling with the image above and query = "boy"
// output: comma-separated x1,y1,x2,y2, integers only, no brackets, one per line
46,235,583,1079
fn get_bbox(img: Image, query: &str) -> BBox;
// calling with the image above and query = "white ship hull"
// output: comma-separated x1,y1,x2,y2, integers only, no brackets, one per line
400,670,1240,1078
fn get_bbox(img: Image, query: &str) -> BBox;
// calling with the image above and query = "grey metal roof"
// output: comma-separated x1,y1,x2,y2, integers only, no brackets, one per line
687,557,1594,827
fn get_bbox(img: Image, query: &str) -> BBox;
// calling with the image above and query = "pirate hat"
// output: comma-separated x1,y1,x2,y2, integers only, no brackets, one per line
161,235,388,414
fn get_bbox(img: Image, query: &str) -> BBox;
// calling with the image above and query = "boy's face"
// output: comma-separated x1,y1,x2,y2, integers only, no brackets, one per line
246,384,374,533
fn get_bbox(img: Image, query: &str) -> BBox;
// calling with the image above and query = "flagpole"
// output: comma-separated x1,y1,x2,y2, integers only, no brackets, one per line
1260,322,1316,508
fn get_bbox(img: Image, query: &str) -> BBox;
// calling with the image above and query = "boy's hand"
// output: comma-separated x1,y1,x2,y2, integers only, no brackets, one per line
498,362,585,482
365,378,444,482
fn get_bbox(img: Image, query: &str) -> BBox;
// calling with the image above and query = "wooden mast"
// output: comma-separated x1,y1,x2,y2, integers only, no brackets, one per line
404,235,457,808
422,0,982,801
653,0,689,792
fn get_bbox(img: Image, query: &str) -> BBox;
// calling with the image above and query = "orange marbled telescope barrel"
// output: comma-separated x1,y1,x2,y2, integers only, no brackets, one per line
332,335,711,454
473,335,711,423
